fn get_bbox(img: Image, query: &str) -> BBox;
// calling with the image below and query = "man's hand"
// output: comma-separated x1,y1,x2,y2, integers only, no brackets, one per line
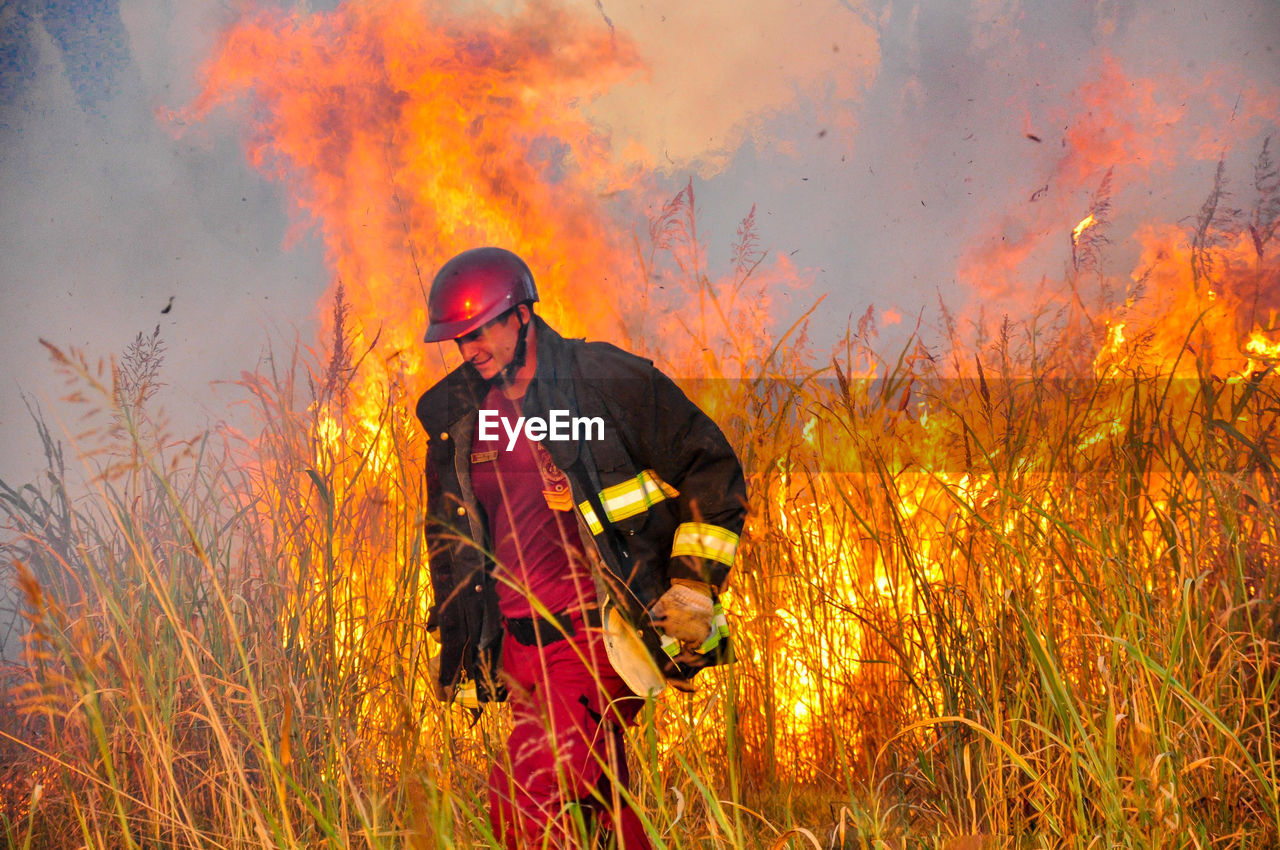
651,579,714,653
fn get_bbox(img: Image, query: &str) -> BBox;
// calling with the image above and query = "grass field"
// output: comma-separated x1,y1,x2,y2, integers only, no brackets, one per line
1,177,1278,849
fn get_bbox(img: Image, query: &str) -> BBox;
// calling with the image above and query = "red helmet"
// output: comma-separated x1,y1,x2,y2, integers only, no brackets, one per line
423,247,539,342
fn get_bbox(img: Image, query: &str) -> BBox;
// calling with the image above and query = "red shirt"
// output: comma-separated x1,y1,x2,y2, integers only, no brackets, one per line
471,387,596,619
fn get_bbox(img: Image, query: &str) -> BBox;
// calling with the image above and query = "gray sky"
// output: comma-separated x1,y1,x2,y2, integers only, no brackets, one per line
2,0,1278,485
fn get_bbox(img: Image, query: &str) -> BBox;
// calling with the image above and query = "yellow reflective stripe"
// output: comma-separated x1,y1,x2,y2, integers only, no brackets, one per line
659,600,730,657
578,471,687,538
578,500,604,535
598,469,678,522
695,601,730,654
671,522,739,567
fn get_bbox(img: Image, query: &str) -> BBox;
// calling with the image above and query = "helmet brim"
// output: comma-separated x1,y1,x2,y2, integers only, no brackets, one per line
422,297,521,342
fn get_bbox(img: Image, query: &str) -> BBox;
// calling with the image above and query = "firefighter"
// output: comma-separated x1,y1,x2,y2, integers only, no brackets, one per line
415,247,746,849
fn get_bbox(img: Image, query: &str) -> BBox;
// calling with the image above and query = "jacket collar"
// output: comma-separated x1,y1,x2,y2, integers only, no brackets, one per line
415,351,486,436
524,316,585,469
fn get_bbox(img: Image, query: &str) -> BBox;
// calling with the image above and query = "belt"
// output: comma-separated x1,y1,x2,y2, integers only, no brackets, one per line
505,611,575,646
504,608,601,646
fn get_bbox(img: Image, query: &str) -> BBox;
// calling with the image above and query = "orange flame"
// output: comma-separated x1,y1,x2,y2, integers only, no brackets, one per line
177,1,1280,784
185,0,651,394
1245,318,1280,360
1095,224,1280,377
1071,213,1097,246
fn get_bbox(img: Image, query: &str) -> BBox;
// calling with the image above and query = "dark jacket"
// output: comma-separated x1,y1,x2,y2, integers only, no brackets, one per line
415,317,747,699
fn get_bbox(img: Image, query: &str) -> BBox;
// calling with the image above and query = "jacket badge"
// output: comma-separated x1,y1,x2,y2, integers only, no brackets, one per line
533,441,573,511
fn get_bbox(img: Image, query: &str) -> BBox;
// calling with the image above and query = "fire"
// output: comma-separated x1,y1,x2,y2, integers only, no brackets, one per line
176,0,676,758
12,7,1280,844
179,0,829,767
1246,322,1280,360
184,0,650,393
175,0,1280,787
1094,225,1279,377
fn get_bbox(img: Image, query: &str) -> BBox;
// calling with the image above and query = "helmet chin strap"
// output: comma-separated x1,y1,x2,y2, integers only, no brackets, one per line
495,312,531,387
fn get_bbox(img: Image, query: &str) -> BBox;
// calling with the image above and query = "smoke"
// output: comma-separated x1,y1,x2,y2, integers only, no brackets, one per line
2,0,1279,491
955,43,1280,315
456,0,880,175
579,0,880,174
0,1,328,486
793,0,1280,341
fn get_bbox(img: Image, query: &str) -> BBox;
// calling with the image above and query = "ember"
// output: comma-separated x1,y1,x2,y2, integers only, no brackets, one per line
1071,213,1097,246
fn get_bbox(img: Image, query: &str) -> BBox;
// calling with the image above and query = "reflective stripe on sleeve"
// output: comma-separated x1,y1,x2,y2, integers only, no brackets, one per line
578,469,678,534
696,600,730,654
599,469,678,522
670,522,740,567
660,598,730,657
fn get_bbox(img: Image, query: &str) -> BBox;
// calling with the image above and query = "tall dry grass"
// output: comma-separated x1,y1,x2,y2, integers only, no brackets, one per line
1,165,1278,849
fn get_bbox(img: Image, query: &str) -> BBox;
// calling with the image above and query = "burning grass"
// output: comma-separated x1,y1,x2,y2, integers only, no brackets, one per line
2,177,1279,849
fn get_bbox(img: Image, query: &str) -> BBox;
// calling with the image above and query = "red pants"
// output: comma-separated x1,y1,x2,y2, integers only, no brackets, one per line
488,614,653,850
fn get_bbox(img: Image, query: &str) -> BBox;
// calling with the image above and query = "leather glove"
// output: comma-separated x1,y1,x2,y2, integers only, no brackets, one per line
651,579,714,651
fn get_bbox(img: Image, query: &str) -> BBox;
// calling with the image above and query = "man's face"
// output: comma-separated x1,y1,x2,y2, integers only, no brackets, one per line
455,307,524,380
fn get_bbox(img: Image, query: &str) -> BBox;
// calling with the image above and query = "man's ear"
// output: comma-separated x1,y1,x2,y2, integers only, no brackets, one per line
516,303,533,324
